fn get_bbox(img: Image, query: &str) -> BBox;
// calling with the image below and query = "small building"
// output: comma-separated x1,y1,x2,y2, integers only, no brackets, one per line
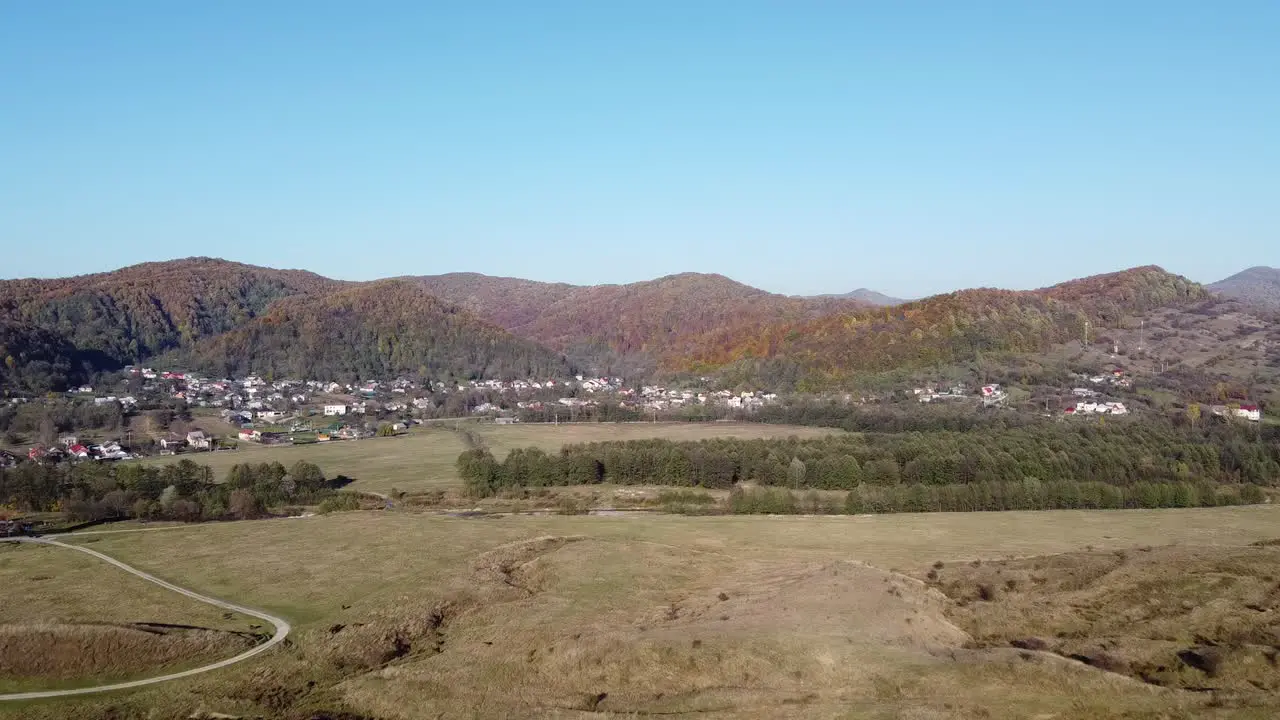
186,430,212,450
323,404,348,416
1236,405,1262,422
494,416,518,425
238,429,263,443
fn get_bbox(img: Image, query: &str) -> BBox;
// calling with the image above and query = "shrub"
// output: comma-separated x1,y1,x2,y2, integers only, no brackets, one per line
317,493,361,514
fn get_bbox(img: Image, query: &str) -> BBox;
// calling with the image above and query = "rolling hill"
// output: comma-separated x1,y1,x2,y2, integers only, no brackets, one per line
1208,266,1280,310
0,258,341,370
414,272,866,373
0,259,1249,392
173,280,573,382
678,266,1212,388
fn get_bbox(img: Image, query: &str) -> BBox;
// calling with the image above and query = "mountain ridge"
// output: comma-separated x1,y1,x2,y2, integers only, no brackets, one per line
0,259,1247,391
172,280,572,382
1208,266,1280,310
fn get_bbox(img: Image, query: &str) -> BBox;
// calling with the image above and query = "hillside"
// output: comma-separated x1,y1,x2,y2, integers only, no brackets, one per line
415,272,865,373
0,319,87,393
411,273,580,330
681,266,1211,387
0,258,340,371
175,280,573,382
1208,266,1280,310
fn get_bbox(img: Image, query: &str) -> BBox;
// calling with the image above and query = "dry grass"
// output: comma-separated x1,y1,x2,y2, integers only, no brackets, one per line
0,542,261,694
132,422,837,495
928,544,1280,698
0,623,254,689
4,505,1276,718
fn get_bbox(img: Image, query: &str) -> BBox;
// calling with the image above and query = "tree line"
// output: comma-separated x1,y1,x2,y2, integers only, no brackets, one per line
0,458,343,523
457,422,1276,508
729,479,1263,515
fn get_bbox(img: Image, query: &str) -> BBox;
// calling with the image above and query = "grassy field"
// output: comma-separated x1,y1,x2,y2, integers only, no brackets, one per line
0,541,260,693
135,422,839,495
472,421,840,458
5,504,1277,718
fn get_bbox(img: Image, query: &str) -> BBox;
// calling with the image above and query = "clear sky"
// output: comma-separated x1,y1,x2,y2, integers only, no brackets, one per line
2,2,1277,297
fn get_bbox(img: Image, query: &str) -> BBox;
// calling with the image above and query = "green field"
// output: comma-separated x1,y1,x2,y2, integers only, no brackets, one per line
136,422,840,495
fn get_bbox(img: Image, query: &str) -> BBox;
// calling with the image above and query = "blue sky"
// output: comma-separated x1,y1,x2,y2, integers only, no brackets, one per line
2,2,1276,297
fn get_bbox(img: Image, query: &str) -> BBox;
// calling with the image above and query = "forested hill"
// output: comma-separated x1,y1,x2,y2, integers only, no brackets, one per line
0,257,340,370
678,266,1210,387
173,280,573,383
0,259,1222,392
0,319,88,393
414,271,866,371
1208,266,1280,310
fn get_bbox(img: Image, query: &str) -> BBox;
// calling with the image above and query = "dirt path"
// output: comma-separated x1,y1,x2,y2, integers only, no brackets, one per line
0,536,290,702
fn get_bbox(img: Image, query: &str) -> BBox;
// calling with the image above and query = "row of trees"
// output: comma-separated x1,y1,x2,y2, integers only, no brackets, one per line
729,480,1264,515
459,422,1279,498
0,458,338,523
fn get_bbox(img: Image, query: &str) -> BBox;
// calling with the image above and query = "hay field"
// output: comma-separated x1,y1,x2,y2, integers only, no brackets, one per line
6,505,1277,718
135,422,838,495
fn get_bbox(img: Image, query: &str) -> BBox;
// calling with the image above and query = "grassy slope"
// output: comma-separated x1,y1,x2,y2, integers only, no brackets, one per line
7,505,1276,719
134,422,840,494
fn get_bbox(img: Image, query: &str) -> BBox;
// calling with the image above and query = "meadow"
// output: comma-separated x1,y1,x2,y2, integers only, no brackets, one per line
0,540,258,693
5,504,1278,718
136,421,839,495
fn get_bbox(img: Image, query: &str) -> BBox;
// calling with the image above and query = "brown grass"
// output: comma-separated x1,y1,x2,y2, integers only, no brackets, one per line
0,505,1269,718
927,543,1280,700
0,622,254,686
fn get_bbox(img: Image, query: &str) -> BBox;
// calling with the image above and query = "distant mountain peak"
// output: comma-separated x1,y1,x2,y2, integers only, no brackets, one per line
1208,266,1280,310
809,288,908,306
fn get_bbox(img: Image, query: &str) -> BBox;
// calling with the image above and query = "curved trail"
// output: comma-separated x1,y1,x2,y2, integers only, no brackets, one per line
0,536,290,701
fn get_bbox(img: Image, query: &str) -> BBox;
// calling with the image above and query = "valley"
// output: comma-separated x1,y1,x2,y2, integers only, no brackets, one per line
2,259,1279,719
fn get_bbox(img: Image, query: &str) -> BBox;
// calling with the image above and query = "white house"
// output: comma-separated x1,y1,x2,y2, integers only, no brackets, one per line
186,430,212,450
1236,405,1262,422
323,404,348,416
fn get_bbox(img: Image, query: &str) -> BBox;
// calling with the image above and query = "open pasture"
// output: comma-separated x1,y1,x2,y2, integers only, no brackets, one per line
4,504,1276,718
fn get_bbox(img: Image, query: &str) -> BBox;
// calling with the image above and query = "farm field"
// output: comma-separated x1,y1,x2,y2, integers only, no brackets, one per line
6,504,1279,718
135,422,840,495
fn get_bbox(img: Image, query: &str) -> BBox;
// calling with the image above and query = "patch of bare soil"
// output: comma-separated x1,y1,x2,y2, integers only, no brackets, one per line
924,544,1280,701
0,621,256,680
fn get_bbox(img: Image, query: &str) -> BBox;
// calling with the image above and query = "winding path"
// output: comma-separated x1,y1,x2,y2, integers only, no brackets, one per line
0,536,290,701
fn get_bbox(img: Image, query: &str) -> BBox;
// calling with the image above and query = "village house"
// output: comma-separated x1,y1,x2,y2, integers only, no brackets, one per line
323,404,348,416
238,429,263,443
159,434,185,451
186,430,212,450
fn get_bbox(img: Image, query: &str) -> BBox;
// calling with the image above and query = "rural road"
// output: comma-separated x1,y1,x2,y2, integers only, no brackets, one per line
0,536,290,702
